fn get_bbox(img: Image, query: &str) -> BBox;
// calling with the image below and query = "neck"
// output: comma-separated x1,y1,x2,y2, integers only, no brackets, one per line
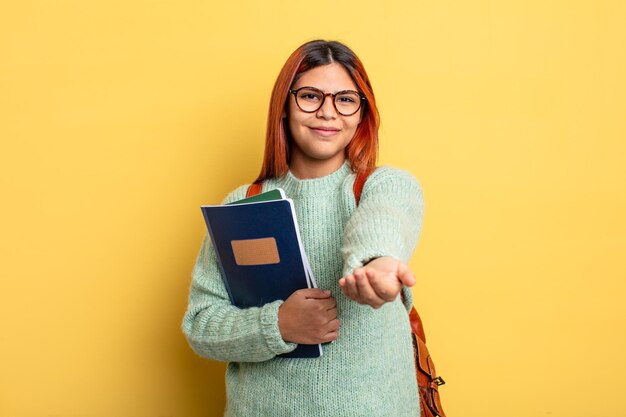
289,154,347,180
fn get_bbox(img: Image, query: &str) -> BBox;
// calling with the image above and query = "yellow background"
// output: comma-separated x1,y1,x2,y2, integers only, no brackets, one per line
1,1,625,416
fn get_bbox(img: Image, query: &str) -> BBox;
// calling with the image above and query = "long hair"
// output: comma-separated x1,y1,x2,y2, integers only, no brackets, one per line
254,40,380,183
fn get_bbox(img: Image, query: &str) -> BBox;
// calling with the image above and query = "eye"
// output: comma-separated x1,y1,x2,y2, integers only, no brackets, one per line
335,92,360,105
297,88,322,102
300,93,320,101
337,95,357,103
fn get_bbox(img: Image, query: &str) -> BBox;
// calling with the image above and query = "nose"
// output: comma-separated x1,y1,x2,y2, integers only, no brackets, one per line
316,93,338,119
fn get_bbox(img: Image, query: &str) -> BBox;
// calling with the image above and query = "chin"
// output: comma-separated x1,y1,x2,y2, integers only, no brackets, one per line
302,147,341,160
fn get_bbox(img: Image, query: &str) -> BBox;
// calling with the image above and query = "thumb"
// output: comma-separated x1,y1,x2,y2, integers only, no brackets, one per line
397,262,416,287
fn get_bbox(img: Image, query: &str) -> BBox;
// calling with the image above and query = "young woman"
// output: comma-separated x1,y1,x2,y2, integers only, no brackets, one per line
183,40,425,417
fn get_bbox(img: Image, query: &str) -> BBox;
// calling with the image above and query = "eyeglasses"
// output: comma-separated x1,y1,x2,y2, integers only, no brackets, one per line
289,86,365,116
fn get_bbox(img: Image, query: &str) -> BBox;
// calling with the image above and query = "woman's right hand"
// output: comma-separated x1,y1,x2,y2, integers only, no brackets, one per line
278,288,340,344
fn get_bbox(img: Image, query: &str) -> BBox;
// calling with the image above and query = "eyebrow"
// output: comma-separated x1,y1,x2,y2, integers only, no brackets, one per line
294,86,359,93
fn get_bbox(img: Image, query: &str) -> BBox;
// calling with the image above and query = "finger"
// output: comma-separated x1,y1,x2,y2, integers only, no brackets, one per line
397,262,416,287
365,270,398,302
313,298,336,314
324,318,341,332
341,274,359,300
323,306,338,321
339,276,349,291
355,270,385,307
319,297,337,310
353,267,366,276
299,288,332,299
321,330,339,343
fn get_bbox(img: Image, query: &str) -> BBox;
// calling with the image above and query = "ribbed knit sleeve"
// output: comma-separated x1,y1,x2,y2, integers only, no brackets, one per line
341,167,425,276
181,185,297,363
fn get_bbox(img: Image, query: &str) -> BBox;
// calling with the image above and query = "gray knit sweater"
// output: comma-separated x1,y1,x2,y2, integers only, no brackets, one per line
182,161,424,417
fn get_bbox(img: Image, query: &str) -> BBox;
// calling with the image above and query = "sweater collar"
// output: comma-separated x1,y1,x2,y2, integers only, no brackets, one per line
276,160,352,196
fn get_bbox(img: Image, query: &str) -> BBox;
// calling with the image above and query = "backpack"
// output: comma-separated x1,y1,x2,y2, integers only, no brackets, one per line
246,168,446,417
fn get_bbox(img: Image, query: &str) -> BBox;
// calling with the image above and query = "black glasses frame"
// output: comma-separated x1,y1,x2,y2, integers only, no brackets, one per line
289,86,365,116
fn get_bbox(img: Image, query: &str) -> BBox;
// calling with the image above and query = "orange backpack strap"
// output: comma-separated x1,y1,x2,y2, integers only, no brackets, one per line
409,304,427,344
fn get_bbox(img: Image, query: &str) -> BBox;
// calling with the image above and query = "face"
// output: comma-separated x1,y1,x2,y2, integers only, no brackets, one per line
286,63,362,174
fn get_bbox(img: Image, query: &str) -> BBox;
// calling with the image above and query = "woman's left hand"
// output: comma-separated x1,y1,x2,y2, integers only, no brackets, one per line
338,256,416,309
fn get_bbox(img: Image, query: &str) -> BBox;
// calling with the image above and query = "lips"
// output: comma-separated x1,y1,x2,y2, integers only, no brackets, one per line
311,126,339,131
309,126,341,137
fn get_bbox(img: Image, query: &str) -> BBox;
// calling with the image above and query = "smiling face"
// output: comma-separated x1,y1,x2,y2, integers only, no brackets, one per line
287,63,362,178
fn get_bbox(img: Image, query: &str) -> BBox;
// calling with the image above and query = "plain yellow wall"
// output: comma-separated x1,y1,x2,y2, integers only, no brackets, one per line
1,1,625,416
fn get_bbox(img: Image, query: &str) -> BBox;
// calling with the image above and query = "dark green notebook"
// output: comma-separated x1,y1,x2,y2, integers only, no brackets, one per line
228,188,286,205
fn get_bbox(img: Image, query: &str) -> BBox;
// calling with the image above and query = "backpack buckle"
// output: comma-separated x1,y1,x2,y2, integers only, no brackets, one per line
433,376,445,386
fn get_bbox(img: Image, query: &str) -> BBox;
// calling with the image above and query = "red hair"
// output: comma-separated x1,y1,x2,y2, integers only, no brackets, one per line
254,40,380,183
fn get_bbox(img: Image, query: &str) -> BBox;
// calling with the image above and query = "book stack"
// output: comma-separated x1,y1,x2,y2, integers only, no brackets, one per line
200,188,322,358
